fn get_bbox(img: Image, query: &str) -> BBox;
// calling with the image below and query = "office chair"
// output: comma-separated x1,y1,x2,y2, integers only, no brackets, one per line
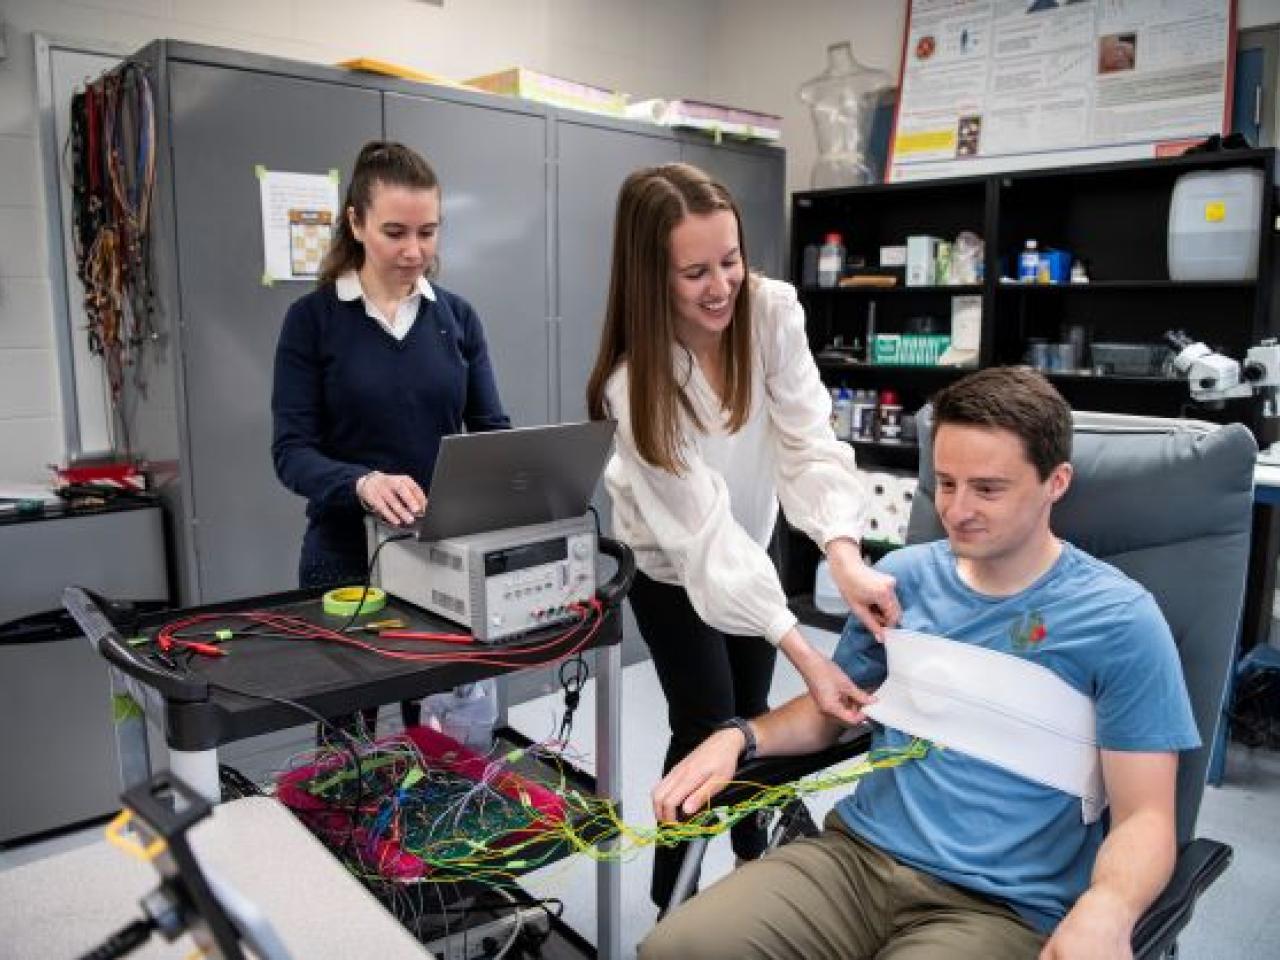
668,410,1255,959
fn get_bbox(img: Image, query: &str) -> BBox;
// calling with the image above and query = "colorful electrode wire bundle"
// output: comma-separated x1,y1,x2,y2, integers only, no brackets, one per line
274,729,933,888
67,59,158,447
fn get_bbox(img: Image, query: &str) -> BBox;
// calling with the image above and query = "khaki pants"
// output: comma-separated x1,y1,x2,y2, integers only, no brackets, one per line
639,814,1046,960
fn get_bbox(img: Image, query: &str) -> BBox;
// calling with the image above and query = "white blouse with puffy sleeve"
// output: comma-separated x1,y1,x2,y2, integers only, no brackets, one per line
602,276,867,644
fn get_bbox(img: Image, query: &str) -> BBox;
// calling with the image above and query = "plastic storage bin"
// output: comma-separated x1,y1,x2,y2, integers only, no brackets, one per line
1168,168,1264,281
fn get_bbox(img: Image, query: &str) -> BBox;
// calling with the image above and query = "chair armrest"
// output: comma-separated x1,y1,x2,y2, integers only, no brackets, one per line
712,723,875,808
1131,838,1232,960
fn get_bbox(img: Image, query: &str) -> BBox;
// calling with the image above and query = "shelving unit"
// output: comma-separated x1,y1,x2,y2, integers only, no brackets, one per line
785,148,1280,622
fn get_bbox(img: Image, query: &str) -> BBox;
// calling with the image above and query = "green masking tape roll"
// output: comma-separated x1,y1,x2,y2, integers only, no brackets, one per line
322,586,387,618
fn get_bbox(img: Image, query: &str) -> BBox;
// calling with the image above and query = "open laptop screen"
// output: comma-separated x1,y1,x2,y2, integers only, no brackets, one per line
409,420,616,541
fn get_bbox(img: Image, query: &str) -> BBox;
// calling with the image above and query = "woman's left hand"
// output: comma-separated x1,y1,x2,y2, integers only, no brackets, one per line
826,538,901,640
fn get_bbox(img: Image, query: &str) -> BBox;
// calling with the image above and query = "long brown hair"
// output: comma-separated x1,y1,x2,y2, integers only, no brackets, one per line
318,141,440,286
585,163,753,474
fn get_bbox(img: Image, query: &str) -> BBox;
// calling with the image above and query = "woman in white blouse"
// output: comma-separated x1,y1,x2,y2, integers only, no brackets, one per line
586,163,900,908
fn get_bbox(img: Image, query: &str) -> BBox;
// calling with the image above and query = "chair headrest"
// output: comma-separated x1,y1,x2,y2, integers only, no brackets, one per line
908,408,1257,558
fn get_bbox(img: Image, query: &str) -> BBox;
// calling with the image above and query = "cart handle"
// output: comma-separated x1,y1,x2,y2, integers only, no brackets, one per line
595,536,635,608
63,585,209,702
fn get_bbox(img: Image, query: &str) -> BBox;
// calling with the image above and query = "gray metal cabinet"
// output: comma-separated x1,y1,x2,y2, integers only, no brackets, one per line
166,62,382,602
681,140,786,279
117,42,783,607
554,118,678,422
0,506,168,842
385,93,550,427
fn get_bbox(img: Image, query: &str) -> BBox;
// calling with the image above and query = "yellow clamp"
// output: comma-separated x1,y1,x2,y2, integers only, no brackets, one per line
105,808,167,862
322,586,387,617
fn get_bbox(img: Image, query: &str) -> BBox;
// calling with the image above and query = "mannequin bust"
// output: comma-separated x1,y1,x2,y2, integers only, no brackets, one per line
798,41,893,188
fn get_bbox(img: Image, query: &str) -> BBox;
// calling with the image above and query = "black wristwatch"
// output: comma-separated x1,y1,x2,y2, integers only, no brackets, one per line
718,717,758,763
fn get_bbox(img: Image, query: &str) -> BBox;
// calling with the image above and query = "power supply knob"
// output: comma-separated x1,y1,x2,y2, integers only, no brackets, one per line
490,614,503,628
571,540,590,560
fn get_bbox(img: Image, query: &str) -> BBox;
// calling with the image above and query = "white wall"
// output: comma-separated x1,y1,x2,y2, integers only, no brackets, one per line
1240,0,1280,30
708,0,909,201
0,0,721,483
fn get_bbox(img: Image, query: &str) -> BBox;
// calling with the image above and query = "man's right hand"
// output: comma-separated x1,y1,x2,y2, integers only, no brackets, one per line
356,471,427,526
652,726,746,823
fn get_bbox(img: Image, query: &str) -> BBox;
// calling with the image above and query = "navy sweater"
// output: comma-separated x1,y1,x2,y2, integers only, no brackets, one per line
271,283,510,557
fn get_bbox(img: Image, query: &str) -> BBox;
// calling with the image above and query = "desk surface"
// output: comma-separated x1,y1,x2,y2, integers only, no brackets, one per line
111,587,622,751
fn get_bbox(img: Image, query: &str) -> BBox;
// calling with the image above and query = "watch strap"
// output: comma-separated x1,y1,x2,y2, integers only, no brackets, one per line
718,717,758,764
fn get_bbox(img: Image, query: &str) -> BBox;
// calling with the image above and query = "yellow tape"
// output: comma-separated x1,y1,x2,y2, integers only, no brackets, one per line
323,586,387,617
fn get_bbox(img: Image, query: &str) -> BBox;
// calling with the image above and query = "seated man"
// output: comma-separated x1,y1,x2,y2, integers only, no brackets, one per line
641,367,1199,960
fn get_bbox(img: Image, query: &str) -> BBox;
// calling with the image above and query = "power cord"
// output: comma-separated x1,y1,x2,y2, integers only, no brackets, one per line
77,918,157,960
206,680,367,865
334,529,415,635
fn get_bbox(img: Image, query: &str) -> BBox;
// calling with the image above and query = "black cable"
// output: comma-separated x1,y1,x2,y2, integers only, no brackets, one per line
334,530,415,635
205,679,367,865
549,507,599,747
556,654,589,744
77,917,157,960
218,764,265,800
1229,669,1280,748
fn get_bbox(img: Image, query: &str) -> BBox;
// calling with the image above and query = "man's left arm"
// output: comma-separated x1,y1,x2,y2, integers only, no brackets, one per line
1040,749,1179,960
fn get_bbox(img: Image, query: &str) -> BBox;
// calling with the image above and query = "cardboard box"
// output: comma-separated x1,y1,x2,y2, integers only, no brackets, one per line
466,67,626,116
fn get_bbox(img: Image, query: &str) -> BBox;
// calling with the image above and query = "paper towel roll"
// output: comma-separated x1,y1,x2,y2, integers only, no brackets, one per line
865,505,901,543
898,474,918,512
867,471,898,508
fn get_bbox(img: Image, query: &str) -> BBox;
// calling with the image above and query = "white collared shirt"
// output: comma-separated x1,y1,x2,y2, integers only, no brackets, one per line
602,277,867,644
335,270,436,340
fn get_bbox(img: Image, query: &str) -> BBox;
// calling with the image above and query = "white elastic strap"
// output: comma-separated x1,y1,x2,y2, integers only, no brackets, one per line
863,629,1107,823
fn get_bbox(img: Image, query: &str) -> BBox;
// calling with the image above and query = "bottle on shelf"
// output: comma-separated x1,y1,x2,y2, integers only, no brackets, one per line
851,389,875,440
818,232,845,288
1019,240,1040,284
832,385,854,439
421,679,498,750
878,389,904,441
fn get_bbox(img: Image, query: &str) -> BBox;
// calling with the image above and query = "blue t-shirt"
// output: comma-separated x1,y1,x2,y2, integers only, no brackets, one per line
834,540,1200,934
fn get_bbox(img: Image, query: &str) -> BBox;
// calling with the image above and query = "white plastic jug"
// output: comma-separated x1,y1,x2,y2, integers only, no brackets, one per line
422,678,498,751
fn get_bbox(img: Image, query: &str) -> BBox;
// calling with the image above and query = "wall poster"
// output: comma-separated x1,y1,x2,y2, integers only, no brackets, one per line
888,0,1236,182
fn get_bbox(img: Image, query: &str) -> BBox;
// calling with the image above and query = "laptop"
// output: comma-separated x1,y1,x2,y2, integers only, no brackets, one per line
407,420,616,542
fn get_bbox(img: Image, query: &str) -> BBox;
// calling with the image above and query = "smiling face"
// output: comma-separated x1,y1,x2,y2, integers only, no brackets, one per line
350,181,440,295
667,209,745,351
934,422,1071,568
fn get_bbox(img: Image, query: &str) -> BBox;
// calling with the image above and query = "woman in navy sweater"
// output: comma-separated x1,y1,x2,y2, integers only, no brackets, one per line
272,141,510,591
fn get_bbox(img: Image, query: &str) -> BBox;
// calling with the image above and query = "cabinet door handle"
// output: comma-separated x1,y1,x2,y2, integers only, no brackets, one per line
1255,85,1264,128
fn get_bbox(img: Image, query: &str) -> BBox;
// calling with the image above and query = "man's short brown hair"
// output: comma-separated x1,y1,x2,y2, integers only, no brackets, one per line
930,367,1072,480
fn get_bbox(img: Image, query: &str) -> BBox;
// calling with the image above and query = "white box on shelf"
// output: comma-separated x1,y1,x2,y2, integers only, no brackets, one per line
906,235,940,286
